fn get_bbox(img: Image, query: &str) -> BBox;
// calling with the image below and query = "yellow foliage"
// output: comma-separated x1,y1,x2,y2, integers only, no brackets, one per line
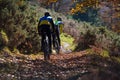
70,0,99,14
70,8,76,14
47,0,57,5
86,47,109,57
0,30,9,45
49,0,57,2
70,0,119,15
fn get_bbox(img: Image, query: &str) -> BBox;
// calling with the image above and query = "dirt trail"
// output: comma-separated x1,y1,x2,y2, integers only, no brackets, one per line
0,50,120,80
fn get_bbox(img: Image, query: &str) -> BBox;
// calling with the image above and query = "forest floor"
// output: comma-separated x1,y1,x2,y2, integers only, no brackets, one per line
0,48,120,80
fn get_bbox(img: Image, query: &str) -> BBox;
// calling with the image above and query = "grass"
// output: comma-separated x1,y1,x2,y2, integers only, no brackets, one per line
0,30,9,44
86,48,120,64
86,48,109,57
101,50,109,57
60,33,76,50
28,53,43,60
112,57,120,63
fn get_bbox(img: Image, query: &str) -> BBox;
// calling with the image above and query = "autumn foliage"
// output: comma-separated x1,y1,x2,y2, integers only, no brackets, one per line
71,0,99,13
38,0,57,6
71,0,120,33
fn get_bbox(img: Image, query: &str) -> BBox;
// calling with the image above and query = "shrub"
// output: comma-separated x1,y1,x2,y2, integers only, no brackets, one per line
0,0,41,54
75,23,120,56
75,29,96,51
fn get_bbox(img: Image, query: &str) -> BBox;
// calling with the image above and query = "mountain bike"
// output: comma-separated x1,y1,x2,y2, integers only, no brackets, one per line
43,32,50,61
53,33,60,54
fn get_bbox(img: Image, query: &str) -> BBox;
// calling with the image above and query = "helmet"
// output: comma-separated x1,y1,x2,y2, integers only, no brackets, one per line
44,12,50,16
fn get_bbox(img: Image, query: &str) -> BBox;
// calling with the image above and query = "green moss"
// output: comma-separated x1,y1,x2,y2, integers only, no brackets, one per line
101,50,109,57
86,49,109,57
0,30,9,44
86,49,93,54
112,57,120,63
5,47,12,53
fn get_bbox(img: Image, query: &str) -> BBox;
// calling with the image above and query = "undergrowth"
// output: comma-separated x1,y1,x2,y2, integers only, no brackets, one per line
60,33,75,51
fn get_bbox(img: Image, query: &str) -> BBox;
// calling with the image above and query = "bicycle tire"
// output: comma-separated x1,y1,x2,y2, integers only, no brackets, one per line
54,36,60,54
43,35,50,60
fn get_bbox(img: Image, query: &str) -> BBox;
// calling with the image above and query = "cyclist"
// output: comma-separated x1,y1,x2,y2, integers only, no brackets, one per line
53,17,64,49
38,12,55,55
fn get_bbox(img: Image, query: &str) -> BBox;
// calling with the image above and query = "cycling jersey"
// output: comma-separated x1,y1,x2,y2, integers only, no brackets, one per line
40,20,50,25
55,21,64,34
39,16,53,29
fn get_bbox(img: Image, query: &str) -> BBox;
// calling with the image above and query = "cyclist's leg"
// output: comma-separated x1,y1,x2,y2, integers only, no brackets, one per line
56,29,61,46
45,25,52,53
48,31,52,53
40,26,45,51
52,32,55,48
41,26,47,60
46,26,52,60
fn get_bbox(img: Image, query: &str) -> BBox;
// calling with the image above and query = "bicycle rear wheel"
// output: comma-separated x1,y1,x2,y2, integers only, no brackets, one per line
54,38,60,54
43,36,50,61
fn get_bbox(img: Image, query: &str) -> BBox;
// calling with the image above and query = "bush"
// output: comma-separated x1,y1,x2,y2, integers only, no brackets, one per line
75,29,96,51
75,23,120,56
0,0,41,54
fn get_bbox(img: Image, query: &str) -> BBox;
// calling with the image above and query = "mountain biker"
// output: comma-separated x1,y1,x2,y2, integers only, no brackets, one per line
53,17,64,49
38,12,55,54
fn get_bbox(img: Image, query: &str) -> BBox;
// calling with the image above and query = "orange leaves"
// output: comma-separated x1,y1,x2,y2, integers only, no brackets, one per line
47,0,57,4
39,0,57,5
49,0,57,2
70,8,75,14
70,0,99,14
70,3,85,14
70,0,119,14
